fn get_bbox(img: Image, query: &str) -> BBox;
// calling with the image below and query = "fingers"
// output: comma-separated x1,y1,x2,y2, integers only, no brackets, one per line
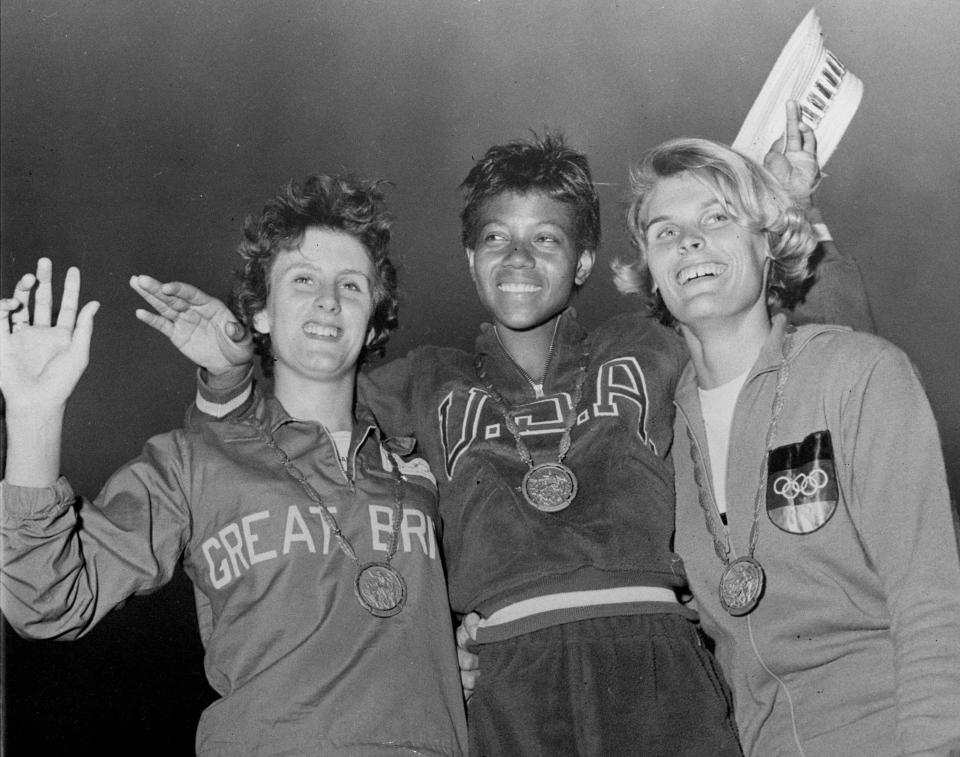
130,275,189,317
33,258,54,327
9,271,36,328
72,300,101,359
784,100,803,153
134,307,175,338
224,320,248,342
56,266,81,330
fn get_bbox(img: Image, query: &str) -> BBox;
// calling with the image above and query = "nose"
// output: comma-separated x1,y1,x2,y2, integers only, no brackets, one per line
678,229,704,254
505,241,535,267
313,282,340,311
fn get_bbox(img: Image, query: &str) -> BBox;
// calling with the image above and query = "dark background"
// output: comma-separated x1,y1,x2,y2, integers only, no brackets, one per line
2,0,958,752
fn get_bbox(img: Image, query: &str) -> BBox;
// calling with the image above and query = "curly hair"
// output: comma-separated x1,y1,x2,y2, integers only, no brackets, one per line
612,138,817,327
459,132,601,261
231,174,399,376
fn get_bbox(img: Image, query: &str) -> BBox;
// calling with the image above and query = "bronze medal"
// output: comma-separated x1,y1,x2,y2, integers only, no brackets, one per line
718,556,765,616
522,462,578,512
355,562,407,617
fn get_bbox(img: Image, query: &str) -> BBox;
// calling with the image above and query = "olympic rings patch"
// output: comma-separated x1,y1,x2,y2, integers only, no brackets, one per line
772,468,829,502
765,430,838,534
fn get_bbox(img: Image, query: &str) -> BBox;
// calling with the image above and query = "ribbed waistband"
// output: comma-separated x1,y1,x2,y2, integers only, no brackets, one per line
475,586,691,644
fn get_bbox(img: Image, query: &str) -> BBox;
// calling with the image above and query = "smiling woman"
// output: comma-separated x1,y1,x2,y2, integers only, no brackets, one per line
0,175,468,756
616,137,960,757
252,228,377,420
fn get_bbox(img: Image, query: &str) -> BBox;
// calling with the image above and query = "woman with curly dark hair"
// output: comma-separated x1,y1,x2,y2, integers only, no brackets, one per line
0,174,468,756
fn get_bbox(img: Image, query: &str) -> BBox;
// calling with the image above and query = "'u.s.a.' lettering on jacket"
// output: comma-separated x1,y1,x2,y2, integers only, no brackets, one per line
437,355,656,478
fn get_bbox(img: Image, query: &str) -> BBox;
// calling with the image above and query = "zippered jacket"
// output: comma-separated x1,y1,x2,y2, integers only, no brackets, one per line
1,394,468,756
673,315,960,757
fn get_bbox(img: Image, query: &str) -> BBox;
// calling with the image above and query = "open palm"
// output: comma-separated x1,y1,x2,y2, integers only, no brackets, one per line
0,259,98,412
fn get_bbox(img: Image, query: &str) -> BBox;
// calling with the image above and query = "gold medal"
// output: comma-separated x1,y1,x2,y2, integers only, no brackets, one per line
355,562,407,617
718,557,765,616
522,462,578,512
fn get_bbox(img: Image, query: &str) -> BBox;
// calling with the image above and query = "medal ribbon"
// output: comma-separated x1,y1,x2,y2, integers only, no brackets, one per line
474,347,590,472
253,422,405,598
688,335,793,582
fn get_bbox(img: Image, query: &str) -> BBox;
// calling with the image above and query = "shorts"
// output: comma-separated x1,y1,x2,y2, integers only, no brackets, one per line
467,612,742,756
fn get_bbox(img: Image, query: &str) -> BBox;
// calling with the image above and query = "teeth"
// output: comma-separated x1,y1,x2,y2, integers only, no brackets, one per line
304,323,339,337
499,282,541,293
677,263,727,285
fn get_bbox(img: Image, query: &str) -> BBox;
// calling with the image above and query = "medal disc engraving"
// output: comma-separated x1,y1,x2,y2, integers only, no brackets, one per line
355,562,406,617
522,462,578,512
719,557,765,616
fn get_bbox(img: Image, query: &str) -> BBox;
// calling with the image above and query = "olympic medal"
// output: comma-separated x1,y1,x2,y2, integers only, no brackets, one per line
522,462,578,512
355,562,406,617
719,556,765,616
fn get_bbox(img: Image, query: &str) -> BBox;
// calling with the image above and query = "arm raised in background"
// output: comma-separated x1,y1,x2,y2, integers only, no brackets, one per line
764,101,875,333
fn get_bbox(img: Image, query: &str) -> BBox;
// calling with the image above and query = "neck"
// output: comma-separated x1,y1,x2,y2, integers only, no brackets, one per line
272,370,357,431
495,314,562,382
680,306,772,390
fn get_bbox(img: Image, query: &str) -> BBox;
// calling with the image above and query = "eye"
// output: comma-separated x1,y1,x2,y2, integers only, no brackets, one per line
293,274,313,285
340,278,367,293
705,211,730,225
483,231,507,244
535,234,559,245
653,226,677,241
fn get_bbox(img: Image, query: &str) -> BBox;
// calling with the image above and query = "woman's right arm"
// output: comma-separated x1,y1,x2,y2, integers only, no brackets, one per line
1,260,190,640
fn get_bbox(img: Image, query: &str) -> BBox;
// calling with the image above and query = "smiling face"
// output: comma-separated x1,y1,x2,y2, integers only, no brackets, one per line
465,191,595,337
252,227,375,386
641,172,769,330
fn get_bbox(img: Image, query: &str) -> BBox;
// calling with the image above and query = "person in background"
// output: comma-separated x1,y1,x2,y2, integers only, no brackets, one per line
0,175,468,756
612,136,960,756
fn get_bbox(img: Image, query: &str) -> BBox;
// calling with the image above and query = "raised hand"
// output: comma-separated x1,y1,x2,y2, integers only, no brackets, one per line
130,275,253,374
764,100,821,207
0,258,99,414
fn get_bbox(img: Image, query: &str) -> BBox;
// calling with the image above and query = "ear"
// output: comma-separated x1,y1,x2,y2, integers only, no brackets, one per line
252,309,271,334
574,249,596,286
465,248,477,282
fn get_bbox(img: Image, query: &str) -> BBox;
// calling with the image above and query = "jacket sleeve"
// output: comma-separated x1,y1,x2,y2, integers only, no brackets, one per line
357,352,421,437
843,344,960,755
1,434,192,641
787,237,876,333
185,365,256,426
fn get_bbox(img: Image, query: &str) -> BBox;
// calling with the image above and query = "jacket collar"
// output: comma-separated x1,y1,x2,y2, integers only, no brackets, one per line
222,391,383,448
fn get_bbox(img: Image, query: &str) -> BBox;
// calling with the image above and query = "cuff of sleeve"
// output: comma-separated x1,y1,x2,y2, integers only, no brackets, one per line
0,476,75,518
196,365,254,419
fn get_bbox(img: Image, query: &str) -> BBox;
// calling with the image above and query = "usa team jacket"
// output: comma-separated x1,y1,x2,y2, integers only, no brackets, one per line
1,394,468,756
361,310,695,638
673,316,960,757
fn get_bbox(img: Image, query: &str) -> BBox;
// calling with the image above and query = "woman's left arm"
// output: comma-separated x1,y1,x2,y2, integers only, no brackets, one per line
847,344,960,755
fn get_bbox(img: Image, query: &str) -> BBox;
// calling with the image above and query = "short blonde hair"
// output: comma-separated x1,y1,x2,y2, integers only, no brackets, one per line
612,138,817,326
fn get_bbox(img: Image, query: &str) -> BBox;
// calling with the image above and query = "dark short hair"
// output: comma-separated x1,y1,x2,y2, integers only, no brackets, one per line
459,132,601,258
613,137,816,326
231,174,399,376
